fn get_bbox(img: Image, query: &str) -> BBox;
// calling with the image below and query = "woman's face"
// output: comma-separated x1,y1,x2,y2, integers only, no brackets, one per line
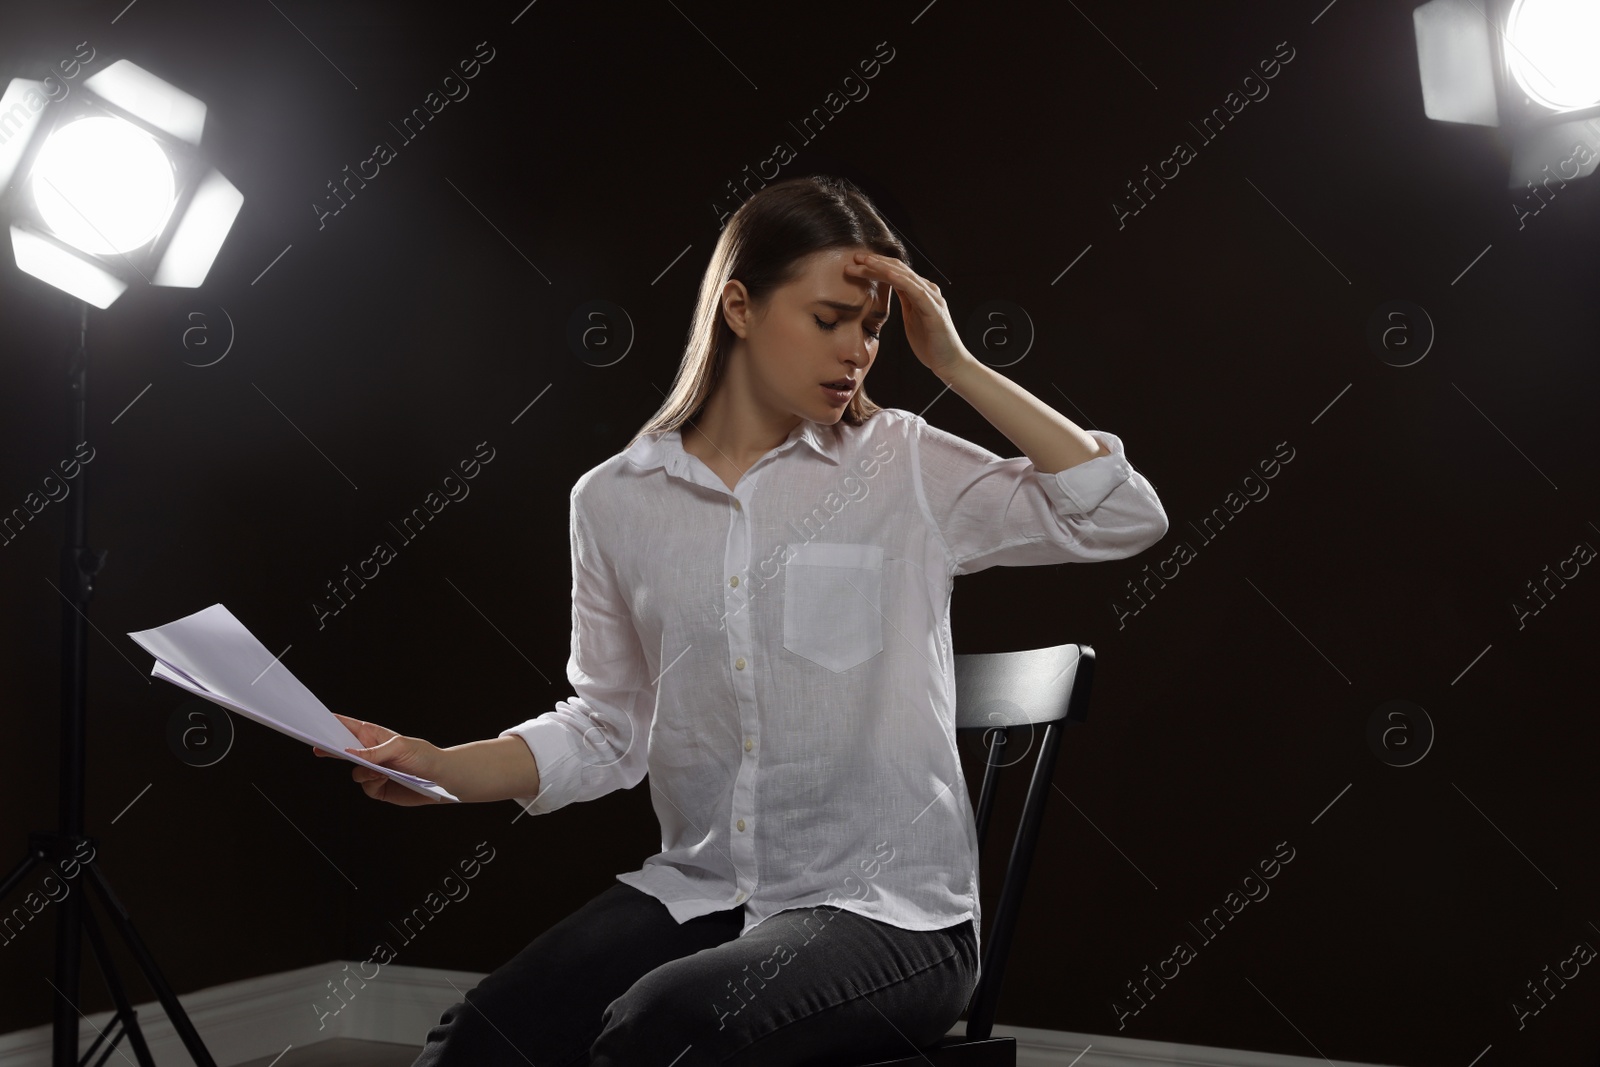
721,245,892,424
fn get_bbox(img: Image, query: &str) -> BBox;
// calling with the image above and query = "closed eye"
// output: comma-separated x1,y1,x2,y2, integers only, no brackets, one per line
814,314,881,340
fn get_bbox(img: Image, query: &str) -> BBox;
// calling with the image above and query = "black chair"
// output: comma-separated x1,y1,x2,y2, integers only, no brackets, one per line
839,642,1095,1067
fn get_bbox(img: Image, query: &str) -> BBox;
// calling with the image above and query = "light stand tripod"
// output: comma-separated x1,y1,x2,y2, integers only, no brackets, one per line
0,298,218,1067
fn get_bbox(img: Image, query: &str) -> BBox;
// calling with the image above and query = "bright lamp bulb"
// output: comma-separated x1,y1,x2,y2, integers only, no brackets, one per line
31,116,177,256
1505,0,1600,111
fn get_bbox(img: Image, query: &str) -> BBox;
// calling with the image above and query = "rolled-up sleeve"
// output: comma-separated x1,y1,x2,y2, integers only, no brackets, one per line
497,484,655,815
910,414,1169,575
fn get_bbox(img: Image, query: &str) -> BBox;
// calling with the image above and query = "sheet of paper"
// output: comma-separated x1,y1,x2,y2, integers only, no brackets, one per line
128,604,458,803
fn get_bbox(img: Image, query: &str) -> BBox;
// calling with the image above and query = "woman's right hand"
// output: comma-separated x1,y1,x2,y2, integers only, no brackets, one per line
313,713,451,807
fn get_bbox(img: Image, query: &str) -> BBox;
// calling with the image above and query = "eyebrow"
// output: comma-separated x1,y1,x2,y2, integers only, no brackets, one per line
812,299,889,320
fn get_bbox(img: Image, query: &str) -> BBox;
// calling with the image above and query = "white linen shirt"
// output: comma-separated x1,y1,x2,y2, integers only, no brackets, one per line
499,406,1168,964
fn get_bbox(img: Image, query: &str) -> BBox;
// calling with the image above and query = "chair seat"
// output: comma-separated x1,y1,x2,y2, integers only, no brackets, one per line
843,1034,1016,1066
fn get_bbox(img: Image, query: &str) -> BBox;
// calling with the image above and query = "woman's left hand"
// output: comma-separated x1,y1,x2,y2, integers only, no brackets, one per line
845,251,977,383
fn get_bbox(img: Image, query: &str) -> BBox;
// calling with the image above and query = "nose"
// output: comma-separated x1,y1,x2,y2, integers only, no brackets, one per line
843,342,871,370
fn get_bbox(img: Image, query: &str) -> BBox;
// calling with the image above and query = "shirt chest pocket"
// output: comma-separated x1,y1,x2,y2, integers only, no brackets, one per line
782,542,884,673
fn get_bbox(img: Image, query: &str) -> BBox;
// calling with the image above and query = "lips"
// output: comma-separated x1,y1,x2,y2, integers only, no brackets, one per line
822,379,855,389
820,381,854,406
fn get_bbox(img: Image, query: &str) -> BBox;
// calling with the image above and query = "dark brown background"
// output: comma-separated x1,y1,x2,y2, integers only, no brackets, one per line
1,1,1596,1063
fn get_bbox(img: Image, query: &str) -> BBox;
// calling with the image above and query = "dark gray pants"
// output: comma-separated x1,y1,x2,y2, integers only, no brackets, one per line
411,879,979,1067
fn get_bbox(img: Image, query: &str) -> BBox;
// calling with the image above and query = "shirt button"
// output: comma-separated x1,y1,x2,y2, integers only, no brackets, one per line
744,738,753,752
730,575,739,588
733,499,742,511
735,657,746,670
736,819,746,831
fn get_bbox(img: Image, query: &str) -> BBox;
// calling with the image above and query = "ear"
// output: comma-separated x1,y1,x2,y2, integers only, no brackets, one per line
721,279,754,339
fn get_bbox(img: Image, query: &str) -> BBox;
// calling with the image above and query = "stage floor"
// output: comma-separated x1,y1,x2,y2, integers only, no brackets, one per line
231,1039,422,1067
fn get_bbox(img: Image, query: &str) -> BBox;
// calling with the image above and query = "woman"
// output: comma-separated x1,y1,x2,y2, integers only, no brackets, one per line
315,175,1168,1066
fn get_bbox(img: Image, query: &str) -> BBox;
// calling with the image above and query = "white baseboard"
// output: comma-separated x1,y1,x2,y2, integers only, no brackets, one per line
0,962,1406,1067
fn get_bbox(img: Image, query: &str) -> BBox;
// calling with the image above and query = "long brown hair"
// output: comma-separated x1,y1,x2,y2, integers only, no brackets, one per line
626,175,908,453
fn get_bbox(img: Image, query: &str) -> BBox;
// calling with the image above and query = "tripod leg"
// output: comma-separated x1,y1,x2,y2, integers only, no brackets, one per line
80,898,159,1067
0,841,47,953
0,838,48,900
83,860,219,1067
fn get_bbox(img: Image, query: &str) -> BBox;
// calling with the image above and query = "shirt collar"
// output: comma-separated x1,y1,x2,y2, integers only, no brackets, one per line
624,418,842,477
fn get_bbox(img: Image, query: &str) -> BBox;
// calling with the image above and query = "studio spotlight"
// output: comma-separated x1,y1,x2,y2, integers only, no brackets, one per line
0,56,240,1067
0,58,243,307
1412,0,1600,189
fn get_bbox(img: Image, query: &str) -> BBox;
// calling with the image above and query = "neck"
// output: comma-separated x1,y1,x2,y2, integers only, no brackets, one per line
689,376,802,466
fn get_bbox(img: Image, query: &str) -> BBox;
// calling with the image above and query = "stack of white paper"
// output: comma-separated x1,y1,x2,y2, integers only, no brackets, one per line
128,603,459,803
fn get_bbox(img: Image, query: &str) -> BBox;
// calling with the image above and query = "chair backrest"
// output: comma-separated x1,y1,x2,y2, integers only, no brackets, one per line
952,642,1095,1042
